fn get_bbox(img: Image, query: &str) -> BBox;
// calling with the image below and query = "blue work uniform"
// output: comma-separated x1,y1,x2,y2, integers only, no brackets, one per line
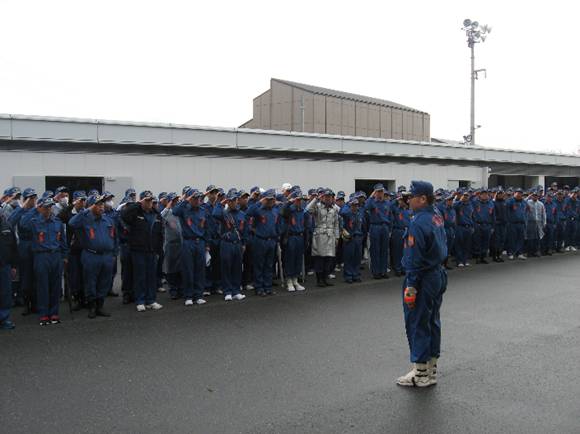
492,199,507,258
340,205,364,282
564,197,578,248
69,209,118,303
281,203,306,279
213,203,247,296
401,206,448,364
439,203,456,261
542,199,557,253
506,198,528,256
247,203,279,295
173,201,210,301
203,201,221,292
453,200,474,265
472,199,495,259
0,214,18,326
23,213,68,320
9,207,37,310
365,197,392,277
390,204,412,274
554,198,567,251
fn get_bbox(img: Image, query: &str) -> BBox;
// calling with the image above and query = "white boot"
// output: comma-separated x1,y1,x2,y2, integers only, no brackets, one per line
286,278,296,292
293,277,305,291
427,357,438,384
396,363,434,387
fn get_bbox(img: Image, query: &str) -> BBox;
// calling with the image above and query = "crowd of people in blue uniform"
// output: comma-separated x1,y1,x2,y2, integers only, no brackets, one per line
0,180,578,330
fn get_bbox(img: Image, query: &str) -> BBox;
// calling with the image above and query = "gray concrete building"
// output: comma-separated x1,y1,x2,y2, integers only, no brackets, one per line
241,79,430,142
1,115,578,200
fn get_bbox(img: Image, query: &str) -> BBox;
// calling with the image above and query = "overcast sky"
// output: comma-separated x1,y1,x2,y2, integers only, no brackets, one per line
1,0,578,154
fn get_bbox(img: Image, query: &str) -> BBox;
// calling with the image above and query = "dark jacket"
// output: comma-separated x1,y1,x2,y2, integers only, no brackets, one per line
120,203,163,253
0,215,19,267
58,205,84,254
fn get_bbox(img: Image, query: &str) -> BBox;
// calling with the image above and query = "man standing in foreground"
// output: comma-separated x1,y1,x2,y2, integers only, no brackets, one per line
397,181,448,388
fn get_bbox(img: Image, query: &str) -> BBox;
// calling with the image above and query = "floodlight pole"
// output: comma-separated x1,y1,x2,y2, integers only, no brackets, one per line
470,43,476,147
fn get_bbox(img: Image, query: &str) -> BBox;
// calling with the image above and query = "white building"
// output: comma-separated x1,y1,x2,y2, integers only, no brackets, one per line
1,114,579,199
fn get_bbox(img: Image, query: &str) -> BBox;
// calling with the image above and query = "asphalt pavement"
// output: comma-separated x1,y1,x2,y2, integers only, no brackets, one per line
1,252,580,434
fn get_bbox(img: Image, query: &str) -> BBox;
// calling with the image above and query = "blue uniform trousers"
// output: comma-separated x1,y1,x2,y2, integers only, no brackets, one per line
181,239,206,301
508,223,525,255
565,220,577,247
492,224,506,256
342,236,362,282
445,228,456,259
403,267,447,363
220,240,242,296
120,244,133,298
0,264,12,323
34,251,63,318
81,251,114,302
253,238,276,294
542,223,555,253
390,228,405,273
555,221,566,250
473,223,492,258
18,241,35,308
455,225,473,265
284,234,304,279
68,252,83,300
369,224,390,275
131,251,157,305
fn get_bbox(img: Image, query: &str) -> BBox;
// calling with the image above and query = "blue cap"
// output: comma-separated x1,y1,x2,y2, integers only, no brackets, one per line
397,185,407,193
87,195,105,207
515,187,523,193
263,189,276,199
216,188,225,195
37,197,55,207
226,191,239,201
158,192,168,200
88,189,100,197
73,190,87,201
409,180,434,197
373,183,385,192
206,185,218,193
186,188,204,198
22,188,37,199
289,190,302,200
139,190,154,200
102,191,114,200
4,187,21,196
42,190,54,199
307,188,316,195
181,186,191,195
238,189,249,197
55,186,68,194
275,193,285,202
336,191,346,199
125,188,136,196
250,186,260,194
167,192,178,201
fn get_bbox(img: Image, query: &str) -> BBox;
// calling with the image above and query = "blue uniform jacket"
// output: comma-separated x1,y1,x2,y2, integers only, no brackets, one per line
472,199,495,225
505,198,529,224
365,197,392,226
564,197,579,220
69,209,118,255
23,213,68,257
246,203,279,240
402,206,447,288
339,205,364,236
438,204,456,230
493,200,507,224
212,203,248,244
454,201,474,226
392,204,412,230
543,201,557,225
172,201,210,241
281,203,306,235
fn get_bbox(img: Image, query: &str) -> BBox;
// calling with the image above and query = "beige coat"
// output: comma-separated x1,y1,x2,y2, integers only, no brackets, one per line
306,199,340,257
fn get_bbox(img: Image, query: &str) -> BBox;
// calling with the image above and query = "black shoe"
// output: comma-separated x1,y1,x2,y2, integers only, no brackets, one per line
96,307,111,317
257,291,267,297
122,294,134,305
323,277,334,287
107,290,119,298
316,273,326,287
345,280,353,284
381,273,389,279
353,278,362,283
480,258,489,264
373,275,382,280
88,303,97,319
73,300,86,311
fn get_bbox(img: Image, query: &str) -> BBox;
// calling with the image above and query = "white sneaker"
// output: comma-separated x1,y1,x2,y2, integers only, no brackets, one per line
157,286,166,293
329,273,336,279
196,298,207,305
286,278,296,292
307,271,314,276
457,263,464,268
293,278,305,291
184,299,194,306
136,304,146,312
387,268,391,273
224,294,233,301
233,294,246,301
396,363,434,387
464,262,471,267
502,250,507,256
427,357,438,384
244,284,255,291
517,254,527,260
146,302,163,310
571,246,578,252
508,255,514,260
